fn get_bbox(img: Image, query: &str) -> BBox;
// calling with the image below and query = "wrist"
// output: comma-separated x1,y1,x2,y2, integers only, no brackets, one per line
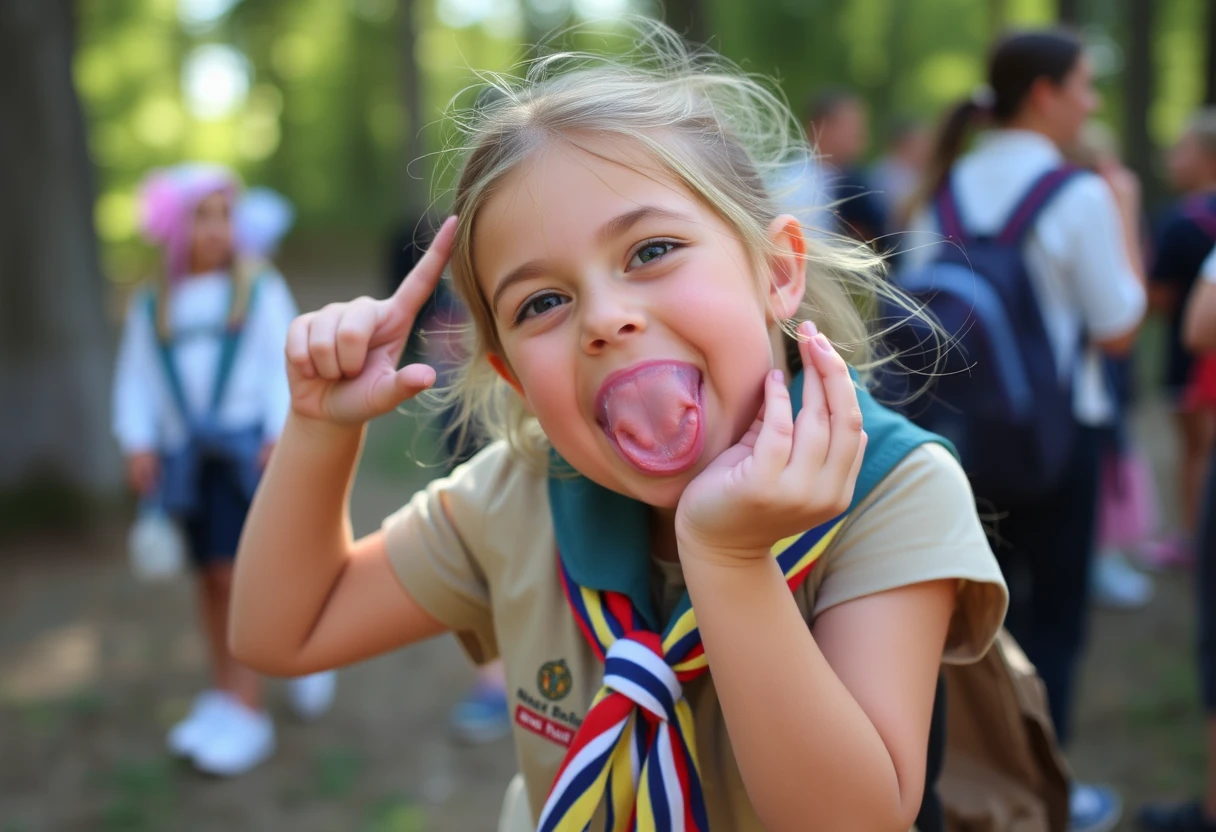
286,411,365,447
677,534,773,569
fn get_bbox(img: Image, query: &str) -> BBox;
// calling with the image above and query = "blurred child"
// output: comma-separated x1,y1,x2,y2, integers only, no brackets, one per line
1068,121,1157,610
112,164,335,776
1146,110,1216,570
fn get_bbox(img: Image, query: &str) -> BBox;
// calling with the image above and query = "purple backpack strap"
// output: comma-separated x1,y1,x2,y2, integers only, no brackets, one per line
933,176,967,242
1182,194,1216,240
997,166,1083,246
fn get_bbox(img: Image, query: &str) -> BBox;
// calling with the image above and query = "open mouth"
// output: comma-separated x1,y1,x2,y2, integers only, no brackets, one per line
594,360,705,476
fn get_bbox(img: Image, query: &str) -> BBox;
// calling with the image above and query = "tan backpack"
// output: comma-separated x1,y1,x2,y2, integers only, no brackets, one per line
939,629,1072,832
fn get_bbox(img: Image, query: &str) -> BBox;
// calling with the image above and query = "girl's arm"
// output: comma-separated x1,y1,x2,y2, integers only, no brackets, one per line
1184,273,1216,353
230,218,458,677
683,557,952,832
676,326,952,831
112,294,162,495
230,415,447,676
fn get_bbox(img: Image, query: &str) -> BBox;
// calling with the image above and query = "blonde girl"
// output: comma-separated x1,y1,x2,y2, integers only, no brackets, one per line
232,24,1006,831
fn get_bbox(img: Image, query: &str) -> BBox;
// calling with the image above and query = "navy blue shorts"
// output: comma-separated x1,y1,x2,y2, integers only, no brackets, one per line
182,458,254,569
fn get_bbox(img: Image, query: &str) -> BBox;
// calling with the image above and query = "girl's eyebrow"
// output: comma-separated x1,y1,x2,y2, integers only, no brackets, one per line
491,205,693,315
596,205,693,245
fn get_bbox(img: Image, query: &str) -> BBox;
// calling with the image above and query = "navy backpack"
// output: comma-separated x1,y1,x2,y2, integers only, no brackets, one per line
879,167,1083,505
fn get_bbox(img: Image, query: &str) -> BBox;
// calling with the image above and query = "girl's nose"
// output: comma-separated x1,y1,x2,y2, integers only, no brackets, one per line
580,287,646,355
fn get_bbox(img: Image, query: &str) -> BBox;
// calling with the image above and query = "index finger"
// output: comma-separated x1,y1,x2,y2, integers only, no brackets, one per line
390,215,458,315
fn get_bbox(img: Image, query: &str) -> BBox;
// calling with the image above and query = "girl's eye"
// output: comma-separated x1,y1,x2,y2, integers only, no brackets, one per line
629,240,677,268
514,292,568,324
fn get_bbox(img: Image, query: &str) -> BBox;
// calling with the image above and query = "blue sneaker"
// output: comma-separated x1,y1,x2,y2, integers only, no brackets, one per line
449,683,511,745
1071,783,1122,832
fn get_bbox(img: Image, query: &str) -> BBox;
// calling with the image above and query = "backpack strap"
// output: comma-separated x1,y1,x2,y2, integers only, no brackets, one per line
933,177,968,243
1181,193,1216,240
997,166,1083,246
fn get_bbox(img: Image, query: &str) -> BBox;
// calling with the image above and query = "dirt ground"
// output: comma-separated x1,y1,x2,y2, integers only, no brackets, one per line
0,265,1208,830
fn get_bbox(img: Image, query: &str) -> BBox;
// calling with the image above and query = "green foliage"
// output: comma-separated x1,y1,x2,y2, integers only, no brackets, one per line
76,0,1213,284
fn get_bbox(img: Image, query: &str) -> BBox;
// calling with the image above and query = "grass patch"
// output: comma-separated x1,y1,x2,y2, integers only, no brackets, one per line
363,796,427,832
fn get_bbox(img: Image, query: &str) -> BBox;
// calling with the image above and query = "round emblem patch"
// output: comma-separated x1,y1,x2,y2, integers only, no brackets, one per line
537,659,573,701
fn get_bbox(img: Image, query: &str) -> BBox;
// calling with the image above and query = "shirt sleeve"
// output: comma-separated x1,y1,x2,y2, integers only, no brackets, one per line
812,443,1009,665
111,293,161,454
1055,174,1146,340
381,444,515,664
253,272,298,441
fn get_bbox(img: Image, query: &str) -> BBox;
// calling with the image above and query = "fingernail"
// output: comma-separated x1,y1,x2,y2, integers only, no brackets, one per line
771,368,785,384
800,320,818,339
814,333,833,353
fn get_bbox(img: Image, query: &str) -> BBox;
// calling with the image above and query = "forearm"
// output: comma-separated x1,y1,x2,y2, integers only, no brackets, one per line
230,412,365,671
682,553,910,832
1185,282,1216,352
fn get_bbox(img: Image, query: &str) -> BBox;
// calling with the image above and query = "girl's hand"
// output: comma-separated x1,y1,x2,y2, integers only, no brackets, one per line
126,452,160,496
286,217,457,425
675,322,866,562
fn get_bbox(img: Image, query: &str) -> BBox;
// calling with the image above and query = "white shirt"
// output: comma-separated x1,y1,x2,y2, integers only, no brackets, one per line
111,270,298,454
769,151,836,238
1202,245,1216,284
906,129,1145,426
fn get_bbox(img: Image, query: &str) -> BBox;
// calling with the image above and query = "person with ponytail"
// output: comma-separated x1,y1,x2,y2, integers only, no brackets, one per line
903,29,1146,832
112,164,336,776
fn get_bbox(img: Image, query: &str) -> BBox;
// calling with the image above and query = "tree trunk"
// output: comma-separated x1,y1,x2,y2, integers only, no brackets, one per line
1123,0,1155,197
663,0,708,47
1206,0,1216,105
0,0,120,495
1057,0,1081,25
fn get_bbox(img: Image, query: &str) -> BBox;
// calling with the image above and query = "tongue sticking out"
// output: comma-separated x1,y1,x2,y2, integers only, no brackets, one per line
597,362,704,475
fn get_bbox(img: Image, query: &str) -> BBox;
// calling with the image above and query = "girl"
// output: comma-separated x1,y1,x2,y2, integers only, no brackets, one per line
1139,245,1216,832
231,25,1007,830
113,164,336,777
905,29,1146,832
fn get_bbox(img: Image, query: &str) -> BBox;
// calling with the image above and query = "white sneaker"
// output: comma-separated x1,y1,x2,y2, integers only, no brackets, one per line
1091,551,1154,610
166,690,229,758
286,671,336,721
191,698,276,777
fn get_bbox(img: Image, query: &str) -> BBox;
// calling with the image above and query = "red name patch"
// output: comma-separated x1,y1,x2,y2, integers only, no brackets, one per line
515,705,574,747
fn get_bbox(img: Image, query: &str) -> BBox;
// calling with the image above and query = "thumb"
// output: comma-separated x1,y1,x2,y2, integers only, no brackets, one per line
368,363,437,414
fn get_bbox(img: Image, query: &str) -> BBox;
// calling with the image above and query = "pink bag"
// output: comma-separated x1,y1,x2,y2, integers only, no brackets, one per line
1096,447,1159,551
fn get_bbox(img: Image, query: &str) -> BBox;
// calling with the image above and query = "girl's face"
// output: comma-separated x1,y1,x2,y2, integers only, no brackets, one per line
190,191,234,274
472,139,804,509
1167,129,1216,192
1039,55,1099,147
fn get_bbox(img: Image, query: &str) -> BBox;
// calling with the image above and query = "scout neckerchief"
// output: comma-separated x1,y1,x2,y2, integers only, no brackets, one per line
539,371,951,832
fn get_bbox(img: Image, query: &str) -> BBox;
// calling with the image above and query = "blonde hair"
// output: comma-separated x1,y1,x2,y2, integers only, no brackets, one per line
435,19,915,468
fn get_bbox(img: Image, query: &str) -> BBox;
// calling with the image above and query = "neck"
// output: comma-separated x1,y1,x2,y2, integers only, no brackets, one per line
998,115,1061,148
649,505,680,562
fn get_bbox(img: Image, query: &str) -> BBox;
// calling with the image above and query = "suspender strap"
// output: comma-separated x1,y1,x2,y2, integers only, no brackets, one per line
147,277,263,425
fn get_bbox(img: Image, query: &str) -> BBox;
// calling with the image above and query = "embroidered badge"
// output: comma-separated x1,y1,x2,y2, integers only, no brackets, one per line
537,658,572,701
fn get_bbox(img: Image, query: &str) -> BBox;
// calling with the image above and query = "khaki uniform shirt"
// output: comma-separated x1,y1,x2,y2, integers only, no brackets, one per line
383,440,1008,830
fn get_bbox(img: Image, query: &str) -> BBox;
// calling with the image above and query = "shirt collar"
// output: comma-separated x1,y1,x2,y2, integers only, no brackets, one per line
975,129,1064,163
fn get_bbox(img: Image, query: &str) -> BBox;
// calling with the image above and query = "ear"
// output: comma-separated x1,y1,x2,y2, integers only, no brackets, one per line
487,353,528,400
764,213,808,323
